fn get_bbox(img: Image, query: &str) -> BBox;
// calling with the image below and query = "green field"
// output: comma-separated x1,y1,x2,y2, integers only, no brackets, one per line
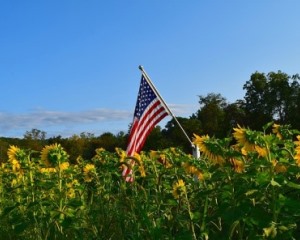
1,123,300,239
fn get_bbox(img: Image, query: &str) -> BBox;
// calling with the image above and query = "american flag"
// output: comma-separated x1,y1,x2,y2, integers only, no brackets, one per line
122,75,169,182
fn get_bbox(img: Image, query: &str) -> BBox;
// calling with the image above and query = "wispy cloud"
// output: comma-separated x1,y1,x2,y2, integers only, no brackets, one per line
0,104,197,137
0,108,132,136
168,104,198,116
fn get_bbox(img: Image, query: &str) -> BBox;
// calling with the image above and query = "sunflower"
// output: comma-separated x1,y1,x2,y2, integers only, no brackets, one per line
59,162,70,171
76,155,84,165
193,134,224,165
92,148,107,164
7,145,20,162
132,152,141,164
11,159,21,172
229,158,245,173
7,145,26,162
7,145,25,172
83,163,96,182
172,179,186,199
193,134,209,152
116,148,127,163
294,135,300,166
66,180,79,199
1,163,7,170
40,143,69,167
170,147,180,156
158,153,172,168
272,123,283,140
151,151,172,168
67,188,76,199
255,145,268,158
233,125,255,155
273,162,287,173
40,167,57,173
11,178,18,187
132,153,146,177
95,147,105,153
138,165,146,177
182,162,204,181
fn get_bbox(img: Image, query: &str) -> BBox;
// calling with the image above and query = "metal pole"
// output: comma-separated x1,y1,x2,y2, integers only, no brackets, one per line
138,65,194,147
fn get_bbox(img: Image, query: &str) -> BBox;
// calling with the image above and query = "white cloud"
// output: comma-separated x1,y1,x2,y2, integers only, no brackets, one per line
168,103,198,116
0,108,131,137
0,104,196,137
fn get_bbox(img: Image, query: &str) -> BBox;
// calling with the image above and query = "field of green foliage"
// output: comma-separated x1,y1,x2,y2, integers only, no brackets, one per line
1,123,300,239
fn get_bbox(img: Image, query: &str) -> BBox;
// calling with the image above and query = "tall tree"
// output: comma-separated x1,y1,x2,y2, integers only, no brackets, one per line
282,74,300,128
195,93,228,137
243,72,272,129
23,128,47,151
24,128,46,141
243,71,300,129
223,100,246,132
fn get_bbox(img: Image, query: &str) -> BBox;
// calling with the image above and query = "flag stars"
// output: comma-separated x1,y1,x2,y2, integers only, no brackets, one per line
133,76,157,119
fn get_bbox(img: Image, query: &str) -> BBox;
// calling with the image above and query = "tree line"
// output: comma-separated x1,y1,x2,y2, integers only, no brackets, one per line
1,70,299,163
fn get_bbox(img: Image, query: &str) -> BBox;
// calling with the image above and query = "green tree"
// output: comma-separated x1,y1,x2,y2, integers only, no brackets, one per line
97,132,119,152
23,128,47,151
283,74,300,128
243,72,271,130
143,126,169,151
195,93,228,137
243,71,300,129
63,134,86,162
0,139,10,162
223,100,246,132
24,128,46,140
162,117,202,153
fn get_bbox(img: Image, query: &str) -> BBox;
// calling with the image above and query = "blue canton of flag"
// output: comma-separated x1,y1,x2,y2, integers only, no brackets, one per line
134,76,157,119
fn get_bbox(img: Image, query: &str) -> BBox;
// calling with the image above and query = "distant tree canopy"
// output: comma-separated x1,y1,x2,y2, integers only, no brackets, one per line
192,71,300,136
194,93,228,137
1,70,300,162
243,71,300,130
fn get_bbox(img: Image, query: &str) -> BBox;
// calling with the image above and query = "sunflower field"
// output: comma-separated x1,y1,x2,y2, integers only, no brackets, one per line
1,123,300,239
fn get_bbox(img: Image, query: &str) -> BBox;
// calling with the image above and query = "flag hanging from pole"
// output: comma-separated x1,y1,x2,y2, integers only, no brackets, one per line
122,74,170,182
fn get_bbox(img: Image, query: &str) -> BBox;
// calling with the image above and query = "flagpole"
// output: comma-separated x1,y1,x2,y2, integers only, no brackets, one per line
138,65,195,148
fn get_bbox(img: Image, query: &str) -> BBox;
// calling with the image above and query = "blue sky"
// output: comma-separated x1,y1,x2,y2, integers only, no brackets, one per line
1,1,300,138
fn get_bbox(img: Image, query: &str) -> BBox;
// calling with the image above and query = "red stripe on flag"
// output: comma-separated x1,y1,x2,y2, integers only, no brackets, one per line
135,110,168,152
127,100,166,155
126,119,139,154
134,107,168,153
122,74,169,182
